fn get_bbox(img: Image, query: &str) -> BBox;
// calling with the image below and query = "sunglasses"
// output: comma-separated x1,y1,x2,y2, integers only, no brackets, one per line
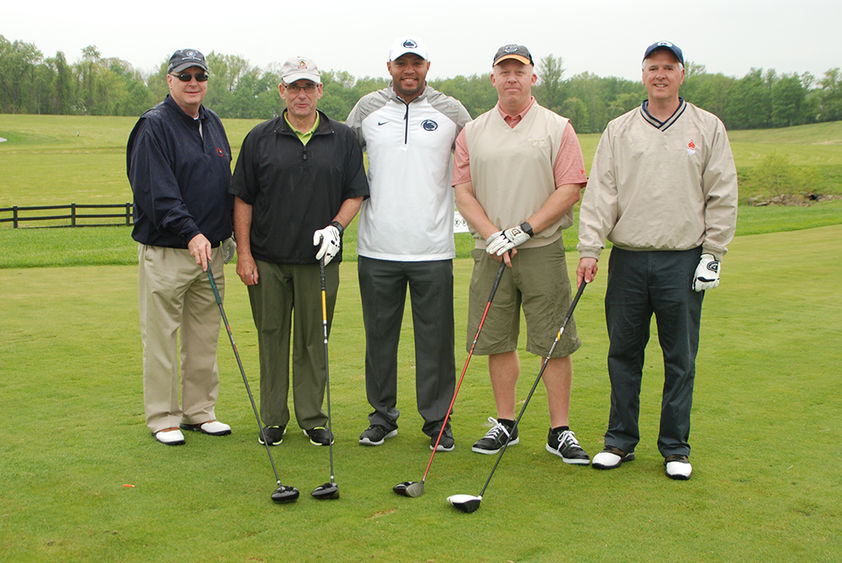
171,72,209,82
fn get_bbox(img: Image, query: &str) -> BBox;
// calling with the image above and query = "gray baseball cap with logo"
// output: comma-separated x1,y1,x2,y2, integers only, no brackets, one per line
168,49,208,74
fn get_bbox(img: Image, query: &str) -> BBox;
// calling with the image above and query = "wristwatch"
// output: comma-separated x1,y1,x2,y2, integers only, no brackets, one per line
519,221,534,237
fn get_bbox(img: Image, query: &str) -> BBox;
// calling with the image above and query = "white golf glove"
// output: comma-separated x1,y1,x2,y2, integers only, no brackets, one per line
313,224,341,265
692,253,720,292
486,224,532,256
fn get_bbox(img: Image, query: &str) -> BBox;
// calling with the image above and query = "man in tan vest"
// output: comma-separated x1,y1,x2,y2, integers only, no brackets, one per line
452,44,590,464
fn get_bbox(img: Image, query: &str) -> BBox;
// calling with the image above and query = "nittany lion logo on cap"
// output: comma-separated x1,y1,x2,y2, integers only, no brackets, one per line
503,44,519,53
421,119,438,131
298,60,308,69
403,40,418,48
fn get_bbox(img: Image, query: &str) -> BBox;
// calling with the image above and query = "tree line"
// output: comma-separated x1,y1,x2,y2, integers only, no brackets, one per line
2,35,841,133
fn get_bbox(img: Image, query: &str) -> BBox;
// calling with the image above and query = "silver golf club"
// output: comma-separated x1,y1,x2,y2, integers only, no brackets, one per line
447,281,587,513
206,261,299,504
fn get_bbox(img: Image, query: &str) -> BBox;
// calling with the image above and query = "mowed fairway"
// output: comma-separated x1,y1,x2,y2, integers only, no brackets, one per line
1,225,840,560
2,113,841,559
4,114,842,208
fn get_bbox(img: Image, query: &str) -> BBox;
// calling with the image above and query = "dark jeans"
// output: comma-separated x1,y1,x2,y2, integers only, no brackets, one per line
358,256,455,436
603,247,704,457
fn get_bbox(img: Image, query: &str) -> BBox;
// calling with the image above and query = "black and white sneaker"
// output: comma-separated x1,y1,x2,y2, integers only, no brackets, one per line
471,417,518,455
359,424,397,446
545,428,590,465
258,425,286,446
431,424,455,452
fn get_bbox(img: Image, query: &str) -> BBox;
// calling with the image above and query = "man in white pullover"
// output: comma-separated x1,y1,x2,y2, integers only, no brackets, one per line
346,36,471,451
577,41,738,480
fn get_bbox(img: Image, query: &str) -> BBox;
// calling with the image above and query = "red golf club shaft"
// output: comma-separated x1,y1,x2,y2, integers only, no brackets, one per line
424,259,507,480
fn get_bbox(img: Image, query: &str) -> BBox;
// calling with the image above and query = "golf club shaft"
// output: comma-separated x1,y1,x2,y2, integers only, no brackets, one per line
206,262,283,487
319,258,336,485
477,281,587,499
424,259,508,479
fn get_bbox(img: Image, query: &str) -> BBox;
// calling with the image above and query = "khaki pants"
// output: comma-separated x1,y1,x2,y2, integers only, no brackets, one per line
138,244,224,433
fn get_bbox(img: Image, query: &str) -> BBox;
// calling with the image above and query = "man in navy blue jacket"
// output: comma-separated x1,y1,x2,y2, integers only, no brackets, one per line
127,49,234,446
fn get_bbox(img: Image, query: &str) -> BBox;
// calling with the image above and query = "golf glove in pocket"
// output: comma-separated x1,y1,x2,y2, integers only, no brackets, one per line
693,253,720,291
313,225,341,265
221,236,237,264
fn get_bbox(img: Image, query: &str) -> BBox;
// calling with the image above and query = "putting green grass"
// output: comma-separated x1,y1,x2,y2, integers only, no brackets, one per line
1,225,839,560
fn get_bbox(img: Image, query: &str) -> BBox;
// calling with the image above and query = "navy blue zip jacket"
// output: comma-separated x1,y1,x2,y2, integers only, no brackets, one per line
127,95,233,248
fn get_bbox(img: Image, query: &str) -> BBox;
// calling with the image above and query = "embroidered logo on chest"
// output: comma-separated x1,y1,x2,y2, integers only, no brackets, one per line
421,119,438,131
687,139,696,155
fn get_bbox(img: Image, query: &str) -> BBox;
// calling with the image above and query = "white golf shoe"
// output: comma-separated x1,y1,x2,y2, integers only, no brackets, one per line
591,447,635,469
181,420,232,436
155,427,186,446
665,454,692,480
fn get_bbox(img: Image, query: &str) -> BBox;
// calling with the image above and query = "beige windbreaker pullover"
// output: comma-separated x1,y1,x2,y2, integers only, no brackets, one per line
578,100,738,260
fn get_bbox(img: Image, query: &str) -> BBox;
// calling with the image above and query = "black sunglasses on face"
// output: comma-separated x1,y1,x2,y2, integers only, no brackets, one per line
171,72,209,82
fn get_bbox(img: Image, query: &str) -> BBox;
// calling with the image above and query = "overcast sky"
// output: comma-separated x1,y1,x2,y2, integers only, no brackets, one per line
2,0,840,83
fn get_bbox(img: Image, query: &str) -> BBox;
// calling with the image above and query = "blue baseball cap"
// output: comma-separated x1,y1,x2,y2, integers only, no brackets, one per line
643,41,684,66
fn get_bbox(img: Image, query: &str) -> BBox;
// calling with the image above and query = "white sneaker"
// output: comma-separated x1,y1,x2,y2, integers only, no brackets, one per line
155,428,186,446
592,447,635,469
181,420,232,436
665,455,692,480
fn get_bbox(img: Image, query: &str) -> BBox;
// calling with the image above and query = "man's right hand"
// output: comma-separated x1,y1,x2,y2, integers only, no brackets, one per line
187,233,213,271
577,257,598,287
236,254,259,286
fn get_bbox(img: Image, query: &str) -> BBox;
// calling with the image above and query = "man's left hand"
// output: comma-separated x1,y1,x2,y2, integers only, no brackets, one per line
313,225,341,265
693,253,720,291
487,225,532,256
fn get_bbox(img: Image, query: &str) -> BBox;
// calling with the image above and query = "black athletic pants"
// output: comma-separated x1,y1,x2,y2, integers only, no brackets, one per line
358,256,455,437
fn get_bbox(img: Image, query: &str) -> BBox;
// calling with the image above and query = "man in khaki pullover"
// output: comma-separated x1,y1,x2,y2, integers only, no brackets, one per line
453,44,590,464
577,41,738,480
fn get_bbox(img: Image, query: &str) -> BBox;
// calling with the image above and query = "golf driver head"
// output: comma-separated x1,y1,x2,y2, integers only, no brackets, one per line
311,482,340,500
393,481,424,498
271,485,300,504
447,494,482,513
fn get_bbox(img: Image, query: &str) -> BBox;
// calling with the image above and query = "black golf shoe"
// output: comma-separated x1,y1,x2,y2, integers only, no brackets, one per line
471,417,518,455
258,425,286,446
545,428,590,465
431,424,455,452
359,424,397,446
304,426,334,446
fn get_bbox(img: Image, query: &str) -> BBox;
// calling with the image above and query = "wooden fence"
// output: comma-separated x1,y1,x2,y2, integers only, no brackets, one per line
0,203,133,228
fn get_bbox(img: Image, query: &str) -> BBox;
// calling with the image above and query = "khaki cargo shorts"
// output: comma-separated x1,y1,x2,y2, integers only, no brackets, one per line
466,242,581,357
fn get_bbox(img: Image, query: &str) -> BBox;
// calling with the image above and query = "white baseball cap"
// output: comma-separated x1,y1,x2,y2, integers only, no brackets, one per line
389,37,428,61
281,57,321,85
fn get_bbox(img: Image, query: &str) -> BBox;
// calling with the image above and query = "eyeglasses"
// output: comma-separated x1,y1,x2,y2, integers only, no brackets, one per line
171,72,209,82
284,82,317,93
